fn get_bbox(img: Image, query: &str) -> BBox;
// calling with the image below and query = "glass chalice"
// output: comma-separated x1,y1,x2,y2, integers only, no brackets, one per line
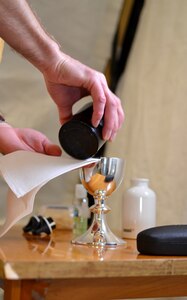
72,157,126,247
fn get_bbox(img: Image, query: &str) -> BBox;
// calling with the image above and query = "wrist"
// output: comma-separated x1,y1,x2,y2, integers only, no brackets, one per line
34,38,63,74
18,31,66,78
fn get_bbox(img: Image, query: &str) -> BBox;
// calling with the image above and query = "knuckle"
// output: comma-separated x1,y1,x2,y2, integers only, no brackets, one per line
98,96,106,105
109,99,116,109
95,110,103,120
99,72,106,81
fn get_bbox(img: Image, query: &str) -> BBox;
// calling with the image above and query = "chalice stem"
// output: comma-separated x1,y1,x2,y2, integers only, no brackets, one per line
90,197,117,246
91,208,106,246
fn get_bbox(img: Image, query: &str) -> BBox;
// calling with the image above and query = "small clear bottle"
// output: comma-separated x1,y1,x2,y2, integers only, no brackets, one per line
122,178,156,239
73,184,90,236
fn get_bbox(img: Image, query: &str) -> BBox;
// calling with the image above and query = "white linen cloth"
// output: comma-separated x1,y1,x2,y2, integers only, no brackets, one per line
0,150,99,237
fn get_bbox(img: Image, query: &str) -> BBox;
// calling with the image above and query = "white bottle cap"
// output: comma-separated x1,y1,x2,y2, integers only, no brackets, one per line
75,184,87,199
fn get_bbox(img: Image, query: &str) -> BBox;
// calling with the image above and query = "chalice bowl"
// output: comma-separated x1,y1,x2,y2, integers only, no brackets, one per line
72,157,126,247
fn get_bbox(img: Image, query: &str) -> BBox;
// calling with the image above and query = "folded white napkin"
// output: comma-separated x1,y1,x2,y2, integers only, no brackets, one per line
0,150,99,237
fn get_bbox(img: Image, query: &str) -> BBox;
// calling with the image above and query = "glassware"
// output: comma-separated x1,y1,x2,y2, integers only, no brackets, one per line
71,157,126,247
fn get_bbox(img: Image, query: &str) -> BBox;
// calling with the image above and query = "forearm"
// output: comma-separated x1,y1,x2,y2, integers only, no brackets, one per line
0,0,62,73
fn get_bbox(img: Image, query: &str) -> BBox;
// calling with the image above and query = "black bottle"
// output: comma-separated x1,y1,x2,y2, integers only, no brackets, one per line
58,103,105,160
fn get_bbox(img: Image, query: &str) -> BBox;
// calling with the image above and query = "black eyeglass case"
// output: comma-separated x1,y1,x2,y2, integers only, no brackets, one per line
137,225,187,256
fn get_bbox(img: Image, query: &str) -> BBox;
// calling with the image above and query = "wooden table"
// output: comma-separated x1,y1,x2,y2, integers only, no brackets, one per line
0,226,187,300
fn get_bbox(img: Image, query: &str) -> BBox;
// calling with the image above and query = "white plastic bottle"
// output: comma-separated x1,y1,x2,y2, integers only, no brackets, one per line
122,178,156,239
73,184,90,236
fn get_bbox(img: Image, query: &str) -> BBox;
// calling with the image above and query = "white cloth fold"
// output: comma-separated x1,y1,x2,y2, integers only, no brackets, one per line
0,150,99,237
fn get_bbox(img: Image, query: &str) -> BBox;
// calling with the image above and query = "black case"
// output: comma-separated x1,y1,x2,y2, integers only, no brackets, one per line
137,225,187,256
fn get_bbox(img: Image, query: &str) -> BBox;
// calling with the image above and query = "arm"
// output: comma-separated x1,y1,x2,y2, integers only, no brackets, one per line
0,0,124,142
0,0,59,72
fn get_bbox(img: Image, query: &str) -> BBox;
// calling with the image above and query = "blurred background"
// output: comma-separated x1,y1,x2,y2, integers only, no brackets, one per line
0,0,187,238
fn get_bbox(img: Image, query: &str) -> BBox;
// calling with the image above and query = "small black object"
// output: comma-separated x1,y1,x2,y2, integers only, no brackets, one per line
23,215,42,233
32,217,56,236
58,103,105,159
137,225,187,256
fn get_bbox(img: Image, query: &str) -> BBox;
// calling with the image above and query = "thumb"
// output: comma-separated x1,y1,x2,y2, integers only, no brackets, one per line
43,142,62,156
58,106,73,125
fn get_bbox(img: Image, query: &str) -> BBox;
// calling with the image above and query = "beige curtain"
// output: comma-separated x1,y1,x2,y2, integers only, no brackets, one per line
106,0,187,231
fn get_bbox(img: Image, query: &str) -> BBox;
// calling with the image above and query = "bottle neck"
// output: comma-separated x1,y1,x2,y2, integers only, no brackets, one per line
131,178,149,187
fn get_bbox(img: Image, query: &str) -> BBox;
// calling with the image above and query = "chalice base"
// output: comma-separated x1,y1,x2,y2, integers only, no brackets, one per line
72,217,126,247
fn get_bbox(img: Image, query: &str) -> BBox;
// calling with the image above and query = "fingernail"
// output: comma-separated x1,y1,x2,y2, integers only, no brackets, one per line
92,118,100,128
110,132,117,142
103,131,111,141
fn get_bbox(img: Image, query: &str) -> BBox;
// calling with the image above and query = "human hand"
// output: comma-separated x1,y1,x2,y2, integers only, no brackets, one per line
0,124,62,156
43,53,124,141
0,0,124,141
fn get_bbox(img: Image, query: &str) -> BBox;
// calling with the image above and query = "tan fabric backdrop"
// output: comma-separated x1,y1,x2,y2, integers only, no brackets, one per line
106,0,187,231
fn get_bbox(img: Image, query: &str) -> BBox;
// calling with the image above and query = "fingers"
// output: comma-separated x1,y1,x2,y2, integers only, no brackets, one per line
36,134,62,156
89,71,124,141
89,75,106,128
43,141,62,156
15,128,62,156
103,90,124,141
